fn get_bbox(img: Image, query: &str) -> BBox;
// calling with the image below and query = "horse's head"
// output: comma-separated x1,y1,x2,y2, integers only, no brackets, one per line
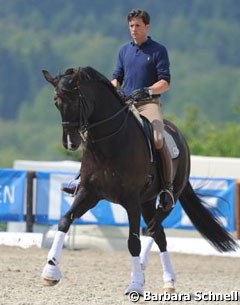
43,66,124,150
42,68,93,151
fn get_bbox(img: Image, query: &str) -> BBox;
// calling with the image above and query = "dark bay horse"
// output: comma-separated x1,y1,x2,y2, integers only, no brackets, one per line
41,66,237,294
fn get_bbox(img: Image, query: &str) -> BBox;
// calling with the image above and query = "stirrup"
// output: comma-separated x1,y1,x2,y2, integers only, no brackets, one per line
157,188,175,210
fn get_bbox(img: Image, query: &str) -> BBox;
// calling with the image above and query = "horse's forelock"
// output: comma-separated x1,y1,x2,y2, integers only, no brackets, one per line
64,68,75,75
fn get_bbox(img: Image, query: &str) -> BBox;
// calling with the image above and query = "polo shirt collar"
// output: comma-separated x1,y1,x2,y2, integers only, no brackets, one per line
131,36,152,47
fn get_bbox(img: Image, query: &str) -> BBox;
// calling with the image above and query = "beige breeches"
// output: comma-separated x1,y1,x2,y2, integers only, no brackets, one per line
135,100,164,150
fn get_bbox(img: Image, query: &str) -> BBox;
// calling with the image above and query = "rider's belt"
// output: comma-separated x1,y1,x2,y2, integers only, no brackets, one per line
136,97,161,106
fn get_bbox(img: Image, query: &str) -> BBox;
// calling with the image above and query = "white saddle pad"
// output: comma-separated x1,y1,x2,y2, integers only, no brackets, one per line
163,129,180,159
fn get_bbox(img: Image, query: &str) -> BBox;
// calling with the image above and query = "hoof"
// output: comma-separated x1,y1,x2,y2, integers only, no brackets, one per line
125,282,144,296
41,263,62,286
42,278,60,287
163,281,175,293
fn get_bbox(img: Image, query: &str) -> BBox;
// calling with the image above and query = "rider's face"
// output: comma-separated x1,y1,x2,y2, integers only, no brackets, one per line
128,17,149,45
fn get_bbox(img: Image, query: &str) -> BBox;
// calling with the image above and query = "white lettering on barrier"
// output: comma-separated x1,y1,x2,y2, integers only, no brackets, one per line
180,178,230,227
181,195,226,227
64,196,98,222
0,185,15,204
46,174,232,227
191,178,228,190
49,174,67,220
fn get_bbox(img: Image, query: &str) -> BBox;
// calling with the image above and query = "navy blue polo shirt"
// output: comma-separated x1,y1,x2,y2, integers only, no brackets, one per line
112,37,170,96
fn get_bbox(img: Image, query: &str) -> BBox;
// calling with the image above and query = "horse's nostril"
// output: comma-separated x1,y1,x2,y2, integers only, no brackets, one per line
68,143,78,151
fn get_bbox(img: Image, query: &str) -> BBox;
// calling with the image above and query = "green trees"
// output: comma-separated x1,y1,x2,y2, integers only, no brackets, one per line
0,0,239,167
172,107,240,158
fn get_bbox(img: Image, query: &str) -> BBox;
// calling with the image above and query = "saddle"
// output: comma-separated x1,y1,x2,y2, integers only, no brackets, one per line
129,104,180,162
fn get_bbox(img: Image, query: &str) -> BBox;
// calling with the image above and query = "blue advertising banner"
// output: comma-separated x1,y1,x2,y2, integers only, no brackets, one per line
35,171,130,226
0,169,26,221
35,172,236,231
162,177,235,231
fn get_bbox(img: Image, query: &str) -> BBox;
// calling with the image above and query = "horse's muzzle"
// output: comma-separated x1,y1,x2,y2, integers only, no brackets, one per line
63,141,80,151
62,129,81,151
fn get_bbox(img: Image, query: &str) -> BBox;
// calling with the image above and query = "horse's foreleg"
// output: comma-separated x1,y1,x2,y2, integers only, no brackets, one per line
41,231,65,286
41,213,72,286
125,202,144,296
140,200,156,269
41,188,97,286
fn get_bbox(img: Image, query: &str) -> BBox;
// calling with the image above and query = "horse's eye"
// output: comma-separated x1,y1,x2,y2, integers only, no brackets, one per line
63,90,74,98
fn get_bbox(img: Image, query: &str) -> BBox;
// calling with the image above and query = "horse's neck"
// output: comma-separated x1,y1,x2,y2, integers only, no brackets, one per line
91,92,123,122
87,93,128,150
89,88,124,125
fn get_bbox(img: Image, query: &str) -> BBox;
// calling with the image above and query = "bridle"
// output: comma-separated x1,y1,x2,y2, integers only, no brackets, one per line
60,81,131,143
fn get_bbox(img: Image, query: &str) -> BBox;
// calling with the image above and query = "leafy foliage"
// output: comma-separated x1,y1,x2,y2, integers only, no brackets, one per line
0,0,240,166
171,107,240,158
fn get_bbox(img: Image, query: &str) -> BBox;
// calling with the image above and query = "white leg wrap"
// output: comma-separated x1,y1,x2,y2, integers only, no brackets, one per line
140,236,154,270
125,257,145,295
159,251,176,282
41,263,62,281
47,231,66,265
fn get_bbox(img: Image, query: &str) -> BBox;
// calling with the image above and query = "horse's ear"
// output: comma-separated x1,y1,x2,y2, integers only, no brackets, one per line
42,70,57,87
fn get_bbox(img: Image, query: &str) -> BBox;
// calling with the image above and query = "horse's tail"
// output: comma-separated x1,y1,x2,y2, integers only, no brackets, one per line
179,181,238,252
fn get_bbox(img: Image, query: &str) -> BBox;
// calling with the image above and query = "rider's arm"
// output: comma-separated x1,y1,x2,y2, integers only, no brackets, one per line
111,79,120,88
148,79,170,95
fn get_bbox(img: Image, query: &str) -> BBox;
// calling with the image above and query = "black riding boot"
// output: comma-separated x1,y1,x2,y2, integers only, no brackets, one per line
157,140,174,211
62,171,81,195
62,183,80,195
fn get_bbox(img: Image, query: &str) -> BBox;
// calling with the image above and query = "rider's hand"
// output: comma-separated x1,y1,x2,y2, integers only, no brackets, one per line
130,88,152,101
116,88,126,100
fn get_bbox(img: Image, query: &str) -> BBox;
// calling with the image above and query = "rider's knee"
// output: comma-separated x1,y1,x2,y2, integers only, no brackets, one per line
152,119,164,150
154,134,164,150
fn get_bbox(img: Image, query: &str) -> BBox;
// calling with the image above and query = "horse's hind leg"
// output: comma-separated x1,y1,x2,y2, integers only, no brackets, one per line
124,200,145,296
41,188,98,286
141,200,176,292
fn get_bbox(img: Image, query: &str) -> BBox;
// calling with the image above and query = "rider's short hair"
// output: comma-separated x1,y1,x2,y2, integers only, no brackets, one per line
127,9,150,25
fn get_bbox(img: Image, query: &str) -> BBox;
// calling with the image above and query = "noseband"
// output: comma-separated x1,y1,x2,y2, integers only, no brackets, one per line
62,121,80,128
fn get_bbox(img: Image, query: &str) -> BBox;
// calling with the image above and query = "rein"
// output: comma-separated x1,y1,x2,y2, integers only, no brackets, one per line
87,104,131,143
61,84,132,143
